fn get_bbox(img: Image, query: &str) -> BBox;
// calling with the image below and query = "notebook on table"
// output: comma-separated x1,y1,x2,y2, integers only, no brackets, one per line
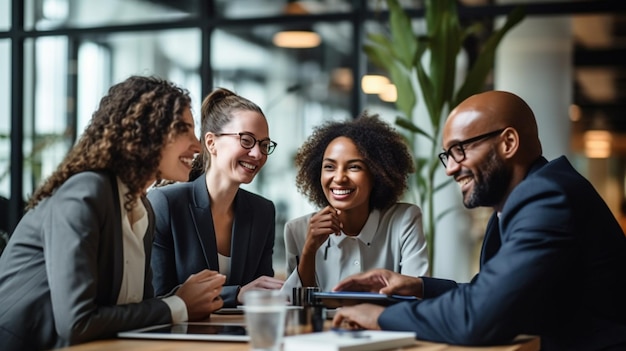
283,330,416,351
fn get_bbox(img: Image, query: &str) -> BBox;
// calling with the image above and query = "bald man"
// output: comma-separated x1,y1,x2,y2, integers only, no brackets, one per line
331,91,626,350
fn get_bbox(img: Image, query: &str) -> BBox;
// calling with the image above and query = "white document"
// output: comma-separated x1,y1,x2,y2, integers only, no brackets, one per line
283,330,416,351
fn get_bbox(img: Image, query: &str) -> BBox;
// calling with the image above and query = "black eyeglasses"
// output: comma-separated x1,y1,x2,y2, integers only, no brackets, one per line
438,129,505,167
216,132,277,155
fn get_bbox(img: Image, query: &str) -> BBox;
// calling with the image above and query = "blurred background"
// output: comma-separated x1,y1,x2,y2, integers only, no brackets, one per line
1,0,625,280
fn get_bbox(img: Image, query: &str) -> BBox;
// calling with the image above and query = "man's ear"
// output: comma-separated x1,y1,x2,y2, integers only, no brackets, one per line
500,127,519,160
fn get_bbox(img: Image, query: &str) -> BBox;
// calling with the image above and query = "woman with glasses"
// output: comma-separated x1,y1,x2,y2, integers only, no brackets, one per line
281,112,429,296
148,87,283,307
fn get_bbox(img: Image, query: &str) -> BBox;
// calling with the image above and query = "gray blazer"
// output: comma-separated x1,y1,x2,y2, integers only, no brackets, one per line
0,171,171,350
148,174,276,307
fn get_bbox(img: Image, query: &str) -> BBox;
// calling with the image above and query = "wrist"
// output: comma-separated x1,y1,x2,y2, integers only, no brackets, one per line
236,285,242,304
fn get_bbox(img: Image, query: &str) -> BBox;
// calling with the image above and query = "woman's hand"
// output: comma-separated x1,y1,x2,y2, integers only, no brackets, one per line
302,206,342,255
176,270,225,321
237,276,285,304
298,206,342,287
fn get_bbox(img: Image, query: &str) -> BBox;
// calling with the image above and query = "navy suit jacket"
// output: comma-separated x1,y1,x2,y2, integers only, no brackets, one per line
148,175,276,307
379,156,626,350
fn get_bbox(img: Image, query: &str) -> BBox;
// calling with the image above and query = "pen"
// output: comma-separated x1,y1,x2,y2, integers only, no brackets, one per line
323,238,331,260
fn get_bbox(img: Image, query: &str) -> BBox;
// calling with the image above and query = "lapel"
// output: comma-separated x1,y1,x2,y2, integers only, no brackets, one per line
141,196,155,298
190,175,219,271
229,190,251,285
480,212,501,267
109,174,124,303
477,156,548,268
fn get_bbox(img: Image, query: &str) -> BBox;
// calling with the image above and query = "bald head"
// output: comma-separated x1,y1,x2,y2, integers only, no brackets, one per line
442,91,543,211
446,91,542,163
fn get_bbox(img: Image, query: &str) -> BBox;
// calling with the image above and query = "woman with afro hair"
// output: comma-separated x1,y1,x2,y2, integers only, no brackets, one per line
282,112,429,296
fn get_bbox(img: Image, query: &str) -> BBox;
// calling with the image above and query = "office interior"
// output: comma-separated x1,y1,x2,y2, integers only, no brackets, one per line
1,0,625,281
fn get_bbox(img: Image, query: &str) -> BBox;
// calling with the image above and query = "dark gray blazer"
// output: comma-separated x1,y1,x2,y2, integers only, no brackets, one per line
148,175,276,307
0,171,171,350
379,156,626,350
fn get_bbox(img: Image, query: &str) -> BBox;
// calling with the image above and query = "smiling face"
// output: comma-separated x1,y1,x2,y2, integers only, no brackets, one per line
158,107,201,183
207,109,269,185
321,136,373,215
442,108,512,209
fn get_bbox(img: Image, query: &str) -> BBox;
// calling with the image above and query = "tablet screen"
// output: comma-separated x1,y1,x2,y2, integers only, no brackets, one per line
312,291,418,308
118,322,249,342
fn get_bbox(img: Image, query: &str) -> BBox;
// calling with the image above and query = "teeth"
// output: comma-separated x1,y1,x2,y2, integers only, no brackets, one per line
457,178,471,186
332,189,352,195
180,157,194,167
240,161,256,170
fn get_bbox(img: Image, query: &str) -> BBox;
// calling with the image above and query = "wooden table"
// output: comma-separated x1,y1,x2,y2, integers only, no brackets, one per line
54,314,540,351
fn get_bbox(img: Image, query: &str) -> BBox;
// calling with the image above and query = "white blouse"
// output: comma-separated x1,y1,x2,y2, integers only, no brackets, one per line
281,202,429,297
116,178,187,322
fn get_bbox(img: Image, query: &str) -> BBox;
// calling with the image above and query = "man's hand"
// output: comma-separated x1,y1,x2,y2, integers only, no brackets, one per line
332,268,423,298
237,276,285,304
176,269,225,321
332,304,384,330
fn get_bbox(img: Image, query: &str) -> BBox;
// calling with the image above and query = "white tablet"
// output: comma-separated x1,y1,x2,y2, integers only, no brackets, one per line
118,322,249,342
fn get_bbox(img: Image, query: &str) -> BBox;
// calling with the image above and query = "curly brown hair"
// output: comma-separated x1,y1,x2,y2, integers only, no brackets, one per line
188,87,265,180
26,75,192,211
295,112,415,210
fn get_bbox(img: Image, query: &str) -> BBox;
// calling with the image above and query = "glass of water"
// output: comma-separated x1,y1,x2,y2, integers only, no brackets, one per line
243,290,288,351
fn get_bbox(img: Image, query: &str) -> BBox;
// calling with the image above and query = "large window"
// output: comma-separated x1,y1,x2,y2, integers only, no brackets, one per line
213,0,352,19
0,40,9,222
0,39,9,189
25,0,200,30
4,0,624,278
0,0,9,31
3,0,366,274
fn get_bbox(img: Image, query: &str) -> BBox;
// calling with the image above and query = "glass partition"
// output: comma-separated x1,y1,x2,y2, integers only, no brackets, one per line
0,40,10,224
215,0,352,19
23,29,202,197
0,0,9,31
212,21,355,273
25,0,200,30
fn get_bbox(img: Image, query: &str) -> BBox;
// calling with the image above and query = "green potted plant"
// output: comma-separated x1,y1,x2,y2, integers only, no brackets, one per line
364,0,525,272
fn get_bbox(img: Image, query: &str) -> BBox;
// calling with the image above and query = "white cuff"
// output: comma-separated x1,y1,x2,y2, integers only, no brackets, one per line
162,295,188,323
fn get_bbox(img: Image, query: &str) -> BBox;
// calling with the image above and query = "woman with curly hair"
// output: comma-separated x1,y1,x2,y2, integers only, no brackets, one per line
0,76,225,350
282,112,429,295
148,87,283,308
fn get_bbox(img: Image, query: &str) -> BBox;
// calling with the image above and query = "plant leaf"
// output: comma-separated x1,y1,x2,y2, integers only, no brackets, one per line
426,0,462,117
396,116,435,142
454,6,526,107
388,0,418,68
415,60,437,125
389,63,416,119
364,41,393,72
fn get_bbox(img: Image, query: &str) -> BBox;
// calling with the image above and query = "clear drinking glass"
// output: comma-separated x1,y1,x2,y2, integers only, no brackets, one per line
243,290,288,351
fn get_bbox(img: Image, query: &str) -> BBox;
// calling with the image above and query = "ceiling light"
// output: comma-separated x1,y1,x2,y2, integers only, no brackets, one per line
379,84,397,102
361,75,390,94
273,31,321,49
584,130,612,158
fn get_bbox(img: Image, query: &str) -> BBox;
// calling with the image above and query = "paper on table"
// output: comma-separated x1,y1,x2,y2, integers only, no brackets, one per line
283,330,416,351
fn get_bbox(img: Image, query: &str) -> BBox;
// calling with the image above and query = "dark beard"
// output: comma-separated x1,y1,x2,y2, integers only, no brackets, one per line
464,148,511,208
